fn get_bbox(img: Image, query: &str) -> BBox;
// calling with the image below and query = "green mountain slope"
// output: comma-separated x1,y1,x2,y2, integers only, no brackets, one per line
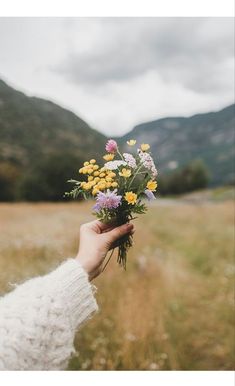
121,105,235,186
0,79,106,167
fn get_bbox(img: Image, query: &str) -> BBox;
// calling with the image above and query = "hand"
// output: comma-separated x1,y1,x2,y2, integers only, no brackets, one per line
76,220,134,280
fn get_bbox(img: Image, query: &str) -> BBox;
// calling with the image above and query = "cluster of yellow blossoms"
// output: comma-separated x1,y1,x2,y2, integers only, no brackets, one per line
79,159,117,196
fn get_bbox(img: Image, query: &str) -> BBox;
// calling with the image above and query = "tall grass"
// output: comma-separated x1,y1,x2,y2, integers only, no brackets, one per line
0,200,234,370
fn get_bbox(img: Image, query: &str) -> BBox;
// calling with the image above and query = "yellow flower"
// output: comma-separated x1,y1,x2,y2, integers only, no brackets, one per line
111,182,118,188
93,171,100,176
99,172,105,178
94,177,100,183
89,159,96,164
105,176,113,182
127,139,136,146
141,143,150,152
83,182,92,190
97,182,106,190
108,172,116,178
93,165,99,170
87,168,93,174
147,180,157,191
103,153,115,161
92,188,100,196
88,176,93,181
119,168,132,178
106,182,112,188
125,191,137,205
79,168,83,173
84,161,89,166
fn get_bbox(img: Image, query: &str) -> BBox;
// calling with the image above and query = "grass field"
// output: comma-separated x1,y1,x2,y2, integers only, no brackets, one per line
0,197,234,370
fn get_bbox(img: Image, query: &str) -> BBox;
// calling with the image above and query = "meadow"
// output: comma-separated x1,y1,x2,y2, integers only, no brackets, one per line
0,195,234,370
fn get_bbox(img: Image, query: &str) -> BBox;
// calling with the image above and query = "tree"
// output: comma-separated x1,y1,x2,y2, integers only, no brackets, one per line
158,160,210,195
19,152,84,201
0,162,20,201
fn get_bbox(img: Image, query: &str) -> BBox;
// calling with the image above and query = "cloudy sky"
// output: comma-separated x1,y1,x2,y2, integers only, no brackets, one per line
0,17,234,135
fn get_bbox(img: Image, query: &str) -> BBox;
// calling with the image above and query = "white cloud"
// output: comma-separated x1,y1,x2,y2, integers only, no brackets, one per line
0,17,234,135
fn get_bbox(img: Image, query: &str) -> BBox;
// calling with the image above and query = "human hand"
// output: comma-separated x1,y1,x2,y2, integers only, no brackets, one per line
76,220,134,280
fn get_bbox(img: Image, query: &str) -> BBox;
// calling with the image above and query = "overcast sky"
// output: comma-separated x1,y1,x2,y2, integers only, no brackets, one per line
0,17,234,135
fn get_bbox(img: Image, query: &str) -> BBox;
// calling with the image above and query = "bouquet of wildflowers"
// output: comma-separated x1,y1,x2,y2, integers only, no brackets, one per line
66,139,158,269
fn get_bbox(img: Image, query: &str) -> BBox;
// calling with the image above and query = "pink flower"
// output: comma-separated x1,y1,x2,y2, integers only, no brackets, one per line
105,139,118,153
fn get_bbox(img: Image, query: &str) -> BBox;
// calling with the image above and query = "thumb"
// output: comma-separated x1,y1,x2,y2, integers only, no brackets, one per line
106,223,134,244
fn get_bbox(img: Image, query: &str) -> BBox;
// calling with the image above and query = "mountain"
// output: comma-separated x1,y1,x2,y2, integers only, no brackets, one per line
0,78,234,201
0,79,106,167
120,104,235,186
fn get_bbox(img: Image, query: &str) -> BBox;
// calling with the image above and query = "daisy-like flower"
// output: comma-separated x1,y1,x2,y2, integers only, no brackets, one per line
141,143,150,152
104,160,127,170
147,180,157,191
144,189,156,201
123,153,137,168
93,189,122,212
103,153,115,161
105,139,118,153
119,168,132,178
127,139,136,146
125,191,137,205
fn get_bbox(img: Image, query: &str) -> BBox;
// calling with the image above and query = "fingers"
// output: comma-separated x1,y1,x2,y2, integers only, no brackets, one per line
81,220,116,234
107,223,134,243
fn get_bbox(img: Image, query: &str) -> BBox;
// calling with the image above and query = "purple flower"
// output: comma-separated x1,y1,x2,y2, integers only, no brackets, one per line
105,139,118,153
123,153,137,168
144,189,156,201
93,189,122,212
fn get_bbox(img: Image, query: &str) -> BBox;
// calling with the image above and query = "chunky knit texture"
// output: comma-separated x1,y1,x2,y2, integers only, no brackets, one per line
0,259,98,370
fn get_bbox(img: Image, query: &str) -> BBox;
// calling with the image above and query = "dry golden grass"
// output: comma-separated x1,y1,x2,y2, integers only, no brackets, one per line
0,199,234,370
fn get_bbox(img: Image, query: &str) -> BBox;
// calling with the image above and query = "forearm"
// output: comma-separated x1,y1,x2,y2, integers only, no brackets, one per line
0,259,98,370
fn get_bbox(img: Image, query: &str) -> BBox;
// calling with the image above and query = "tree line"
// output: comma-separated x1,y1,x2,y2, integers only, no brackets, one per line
0,154,210,201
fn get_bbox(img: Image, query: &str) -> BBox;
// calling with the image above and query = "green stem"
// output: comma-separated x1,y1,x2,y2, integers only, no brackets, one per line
128,162,144,189
117,148,124,161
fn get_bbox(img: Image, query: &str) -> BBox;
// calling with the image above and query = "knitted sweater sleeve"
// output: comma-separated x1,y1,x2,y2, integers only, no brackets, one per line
0,259,98,370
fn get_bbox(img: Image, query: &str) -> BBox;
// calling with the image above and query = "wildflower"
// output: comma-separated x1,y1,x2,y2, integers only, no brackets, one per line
103,153,115,161
127,139,136,146
123,153,137,168
111,182,118,188
105,139,118,153
83,182,92,190
141,143,150,152
104,160,127,170
93,189,122,211
119,168,132,178
144,189,156,201
138,150,158,178
90,159,96,164
147,180,157,191
125,191,137,205
93,165,99,170
84,161,89,166
92,188,99,196
108,172,116,178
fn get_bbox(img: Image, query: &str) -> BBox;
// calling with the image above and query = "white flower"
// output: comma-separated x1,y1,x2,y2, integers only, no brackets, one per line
138,149,158,177
104,160,127,170
123,153,137,168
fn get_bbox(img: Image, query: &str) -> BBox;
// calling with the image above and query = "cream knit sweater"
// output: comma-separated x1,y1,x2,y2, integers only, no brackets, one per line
0,259,98,370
